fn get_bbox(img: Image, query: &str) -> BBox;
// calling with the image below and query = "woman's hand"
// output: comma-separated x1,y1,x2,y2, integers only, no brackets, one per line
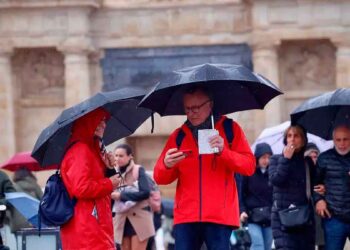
111,191,121,201
283,144,295,159
240,212,248,222
314,184,326,195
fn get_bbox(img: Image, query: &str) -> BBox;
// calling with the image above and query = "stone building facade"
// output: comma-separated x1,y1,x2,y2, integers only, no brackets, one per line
0,0,349,191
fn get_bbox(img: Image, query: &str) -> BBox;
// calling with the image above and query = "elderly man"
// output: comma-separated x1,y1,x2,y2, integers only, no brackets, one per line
314,125,350,250
153,86,255,250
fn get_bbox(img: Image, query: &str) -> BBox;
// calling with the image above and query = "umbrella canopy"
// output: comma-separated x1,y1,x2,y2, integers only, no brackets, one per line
291,88,350,140
0,152,56,171
5,192,45,228
139,63,282,116
251,121,333,155
32,87,152,167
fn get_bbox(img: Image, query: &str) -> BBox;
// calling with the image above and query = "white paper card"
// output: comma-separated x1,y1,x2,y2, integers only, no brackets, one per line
198,129,219,154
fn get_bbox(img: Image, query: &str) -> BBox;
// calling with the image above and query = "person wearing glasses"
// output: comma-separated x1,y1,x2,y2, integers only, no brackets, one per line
60,108,121,250
153,86,255,250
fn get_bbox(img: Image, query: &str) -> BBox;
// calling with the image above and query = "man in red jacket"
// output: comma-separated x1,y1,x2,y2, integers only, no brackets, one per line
153,86,255,250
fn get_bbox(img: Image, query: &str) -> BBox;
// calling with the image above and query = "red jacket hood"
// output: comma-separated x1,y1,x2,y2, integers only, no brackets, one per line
69,108,109,147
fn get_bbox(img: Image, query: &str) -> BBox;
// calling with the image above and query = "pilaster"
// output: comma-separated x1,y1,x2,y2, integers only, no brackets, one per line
0,45,16,161
58,37,95,107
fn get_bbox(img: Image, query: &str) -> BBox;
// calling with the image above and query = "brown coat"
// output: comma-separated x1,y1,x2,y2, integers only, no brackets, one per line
113,163,155,244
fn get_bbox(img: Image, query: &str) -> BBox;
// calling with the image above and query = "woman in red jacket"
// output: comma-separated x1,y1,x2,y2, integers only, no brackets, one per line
153,86,255,250
60,108,121,250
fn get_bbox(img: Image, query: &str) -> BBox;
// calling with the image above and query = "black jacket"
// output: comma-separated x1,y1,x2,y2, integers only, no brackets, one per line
314,148,350,223
239,167,272,224
269,152,315,250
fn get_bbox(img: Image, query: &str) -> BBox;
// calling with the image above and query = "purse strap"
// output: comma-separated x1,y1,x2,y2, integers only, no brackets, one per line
305,161,311,200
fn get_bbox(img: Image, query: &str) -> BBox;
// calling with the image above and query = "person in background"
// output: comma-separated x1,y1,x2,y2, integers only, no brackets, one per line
153,86,255,250
60,108,121,250
314,125,350,250
304,143,325,250
269,125,315,250
240,142,273,250
0,170,15,250
304,142,320,165
6,166,40,234
112,144,155,250
13,166,43,200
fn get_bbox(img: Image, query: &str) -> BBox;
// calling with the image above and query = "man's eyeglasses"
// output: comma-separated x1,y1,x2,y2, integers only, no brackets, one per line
184,99,212,114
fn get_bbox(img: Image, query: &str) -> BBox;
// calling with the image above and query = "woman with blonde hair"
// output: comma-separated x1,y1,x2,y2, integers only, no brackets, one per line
269,125,315,249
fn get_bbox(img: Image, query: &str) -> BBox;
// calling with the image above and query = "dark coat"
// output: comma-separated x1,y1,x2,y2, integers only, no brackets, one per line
314,148,350,222
269,152,315,250
239,167,272,226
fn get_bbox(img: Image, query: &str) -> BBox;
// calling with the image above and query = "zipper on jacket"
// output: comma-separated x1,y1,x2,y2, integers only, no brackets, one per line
199,155,202,221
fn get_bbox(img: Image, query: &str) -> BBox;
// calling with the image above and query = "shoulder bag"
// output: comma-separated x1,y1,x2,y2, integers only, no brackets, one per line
278,161,312,228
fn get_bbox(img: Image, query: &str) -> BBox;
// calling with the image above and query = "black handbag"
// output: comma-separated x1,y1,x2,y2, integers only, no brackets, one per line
278,162,312,228
278,204,311,228
250,206,271,224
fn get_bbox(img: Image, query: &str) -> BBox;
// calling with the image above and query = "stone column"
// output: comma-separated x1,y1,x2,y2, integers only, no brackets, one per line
335,44,350,88
0,46,15,161
59,37,94,107
251,42,282,138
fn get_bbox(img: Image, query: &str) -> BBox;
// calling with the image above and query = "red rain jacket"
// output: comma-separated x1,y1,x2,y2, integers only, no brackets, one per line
60,108,115,250
154,116,255,228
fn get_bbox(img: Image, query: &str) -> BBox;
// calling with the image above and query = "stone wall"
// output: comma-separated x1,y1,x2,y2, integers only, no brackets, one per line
0,0,350,176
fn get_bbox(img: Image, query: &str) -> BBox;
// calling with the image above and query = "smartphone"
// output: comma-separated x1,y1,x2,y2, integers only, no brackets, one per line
179,149,193,157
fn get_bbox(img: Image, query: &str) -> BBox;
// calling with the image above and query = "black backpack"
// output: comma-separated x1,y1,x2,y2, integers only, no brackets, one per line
176,117,234,149
38,142,77,230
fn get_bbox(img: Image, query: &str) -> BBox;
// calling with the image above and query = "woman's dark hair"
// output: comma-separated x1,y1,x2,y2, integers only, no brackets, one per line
283,125,308,148
13,166,37,182
115,143,133,156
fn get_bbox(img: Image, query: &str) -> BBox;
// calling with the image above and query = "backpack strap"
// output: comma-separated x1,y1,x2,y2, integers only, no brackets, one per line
223,118,234,149
175,128,186,149
175,118,234,149
132,164,141,181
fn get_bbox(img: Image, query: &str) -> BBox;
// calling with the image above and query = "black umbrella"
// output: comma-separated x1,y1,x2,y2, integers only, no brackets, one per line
32,87,152,167
291,88,350,140
138,63,282,116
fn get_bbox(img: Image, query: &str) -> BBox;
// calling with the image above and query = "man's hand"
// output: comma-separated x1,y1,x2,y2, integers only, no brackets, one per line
316,200,331,218
209,134,224,153
314,184,326,195
164,148,186,168
240,212,248,222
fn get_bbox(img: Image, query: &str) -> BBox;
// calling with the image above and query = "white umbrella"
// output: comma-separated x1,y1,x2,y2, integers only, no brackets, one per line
251,121,334,155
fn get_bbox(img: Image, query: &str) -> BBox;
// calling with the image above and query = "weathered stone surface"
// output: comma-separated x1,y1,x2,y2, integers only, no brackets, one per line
0,0,350,195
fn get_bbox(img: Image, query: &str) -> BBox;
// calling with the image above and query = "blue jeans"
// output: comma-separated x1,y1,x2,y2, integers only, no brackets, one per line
248,223,272,250
173,222,232,250
323,217,350,250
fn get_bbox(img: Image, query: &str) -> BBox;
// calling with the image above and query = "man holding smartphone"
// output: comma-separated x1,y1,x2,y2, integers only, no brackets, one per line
153,86,255,250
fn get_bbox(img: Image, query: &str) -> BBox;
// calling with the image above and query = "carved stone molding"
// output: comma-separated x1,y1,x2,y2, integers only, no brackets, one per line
0,0,101,8
102,0,243,9
0,40,14,57
12,48,65,101
58,36,95,55
279,39,336,91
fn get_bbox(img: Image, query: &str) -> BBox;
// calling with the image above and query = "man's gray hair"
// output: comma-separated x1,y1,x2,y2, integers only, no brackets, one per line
332,124,350,138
